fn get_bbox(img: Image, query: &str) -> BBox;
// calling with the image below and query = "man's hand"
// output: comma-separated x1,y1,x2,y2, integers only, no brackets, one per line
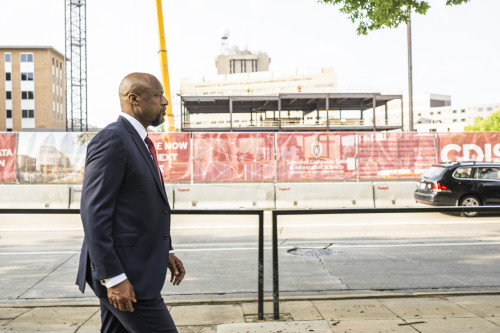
107,279,137,312
168,254,186,286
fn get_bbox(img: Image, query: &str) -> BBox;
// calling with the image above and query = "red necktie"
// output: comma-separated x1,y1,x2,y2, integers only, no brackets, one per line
144,136,162,179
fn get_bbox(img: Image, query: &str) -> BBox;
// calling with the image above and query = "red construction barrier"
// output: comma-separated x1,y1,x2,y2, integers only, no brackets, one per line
192,133,275,182
276,133,357,181
358,132,437,180
148,133,191,182
0,133,17,183
437,132,500,162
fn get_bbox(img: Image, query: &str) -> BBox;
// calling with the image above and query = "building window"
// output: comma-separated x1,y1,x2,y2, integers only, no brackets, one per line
453,119,457,122
430,112,434,115
20,53,34,62
417,113,421,116
21,72,34,81
21,91,34,99
461,109,465,113
452,110,457,113
4,53,11,62
22,109,34,118
230,60,235,74
240,60,244,73
478,108,483,112
461,119,466,122
6,91,11,99
487,107,493,111
6,129,12,132
5,72,11,81
438,111,441,115
6,110,12,118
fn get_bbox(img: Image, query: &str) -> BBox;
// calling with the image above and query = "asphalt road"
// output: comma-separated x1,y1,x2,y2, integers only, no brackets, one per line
1,211,500,303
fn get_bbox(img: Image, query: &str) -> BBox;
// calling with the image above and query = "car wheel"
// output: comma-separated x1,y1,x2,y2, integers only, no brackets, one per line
459,195,481,217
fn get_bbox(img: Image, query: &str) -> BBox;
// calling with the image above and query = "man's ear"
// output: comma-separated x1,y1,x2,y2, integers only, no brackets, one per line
128,92,139,106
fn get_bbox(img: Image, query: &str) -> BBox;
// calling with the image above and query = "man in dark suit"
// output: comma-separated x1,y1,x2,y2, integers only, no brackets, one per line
76,72,185,332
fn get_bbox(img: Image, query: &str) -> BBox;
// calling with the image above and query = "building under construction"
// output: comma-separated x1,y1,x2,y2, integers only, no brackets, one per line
180,93,403,132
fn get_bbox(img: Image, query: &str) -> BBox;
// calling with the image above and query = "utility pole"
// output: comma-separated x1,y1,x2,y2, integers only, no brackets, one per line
407,9,414,132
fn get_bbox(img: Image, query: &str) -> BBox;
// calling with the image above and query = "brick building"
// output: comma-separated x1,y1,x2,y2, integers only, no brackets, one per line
0,46,66,131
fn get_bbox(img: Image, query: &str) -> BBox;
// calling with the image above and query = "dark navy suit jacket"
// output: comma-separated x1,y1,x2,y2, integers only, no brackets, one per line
76,116,172,299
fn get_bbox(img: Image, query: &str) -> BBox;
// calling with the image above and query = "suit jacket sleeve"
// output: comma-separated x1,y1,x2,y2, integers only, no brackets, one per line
81,129,127,281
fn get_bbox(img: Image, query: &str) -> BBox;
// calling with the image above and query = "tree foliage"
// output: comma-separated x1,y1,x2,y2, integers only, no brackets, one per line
465,110,500,132
319,0,470,35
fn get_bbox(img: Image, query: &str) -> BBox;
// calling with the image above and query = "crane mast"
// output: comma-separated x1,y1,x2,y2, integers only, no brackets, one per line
156,0,175,132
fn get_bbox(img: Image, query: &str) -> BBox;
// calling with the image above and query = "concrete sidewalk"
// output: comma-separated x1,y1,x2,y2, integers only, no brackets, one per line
0,294,499,332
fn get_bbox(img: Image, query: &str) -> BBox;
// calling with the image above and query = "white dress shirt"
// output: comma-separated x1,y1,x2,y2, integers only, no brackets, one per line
100,113,173,288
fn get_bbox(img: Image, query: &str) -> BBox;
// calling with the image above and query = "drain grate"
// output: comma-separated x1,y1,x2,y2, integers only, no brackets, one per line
287,248,335,257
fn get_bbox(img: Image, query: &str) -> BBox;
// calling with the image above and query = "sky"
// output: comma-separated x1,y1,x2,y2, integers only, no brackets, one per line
0,0,499,128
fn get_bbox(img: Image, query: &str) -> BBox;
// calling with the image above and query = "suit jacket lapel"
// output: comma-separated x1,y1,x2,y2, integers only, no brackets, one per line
118,117,169,205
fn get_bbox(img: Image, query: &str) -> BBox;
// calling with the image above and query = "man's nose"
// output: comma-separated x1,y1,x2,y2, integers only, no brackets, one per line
162,95,168,106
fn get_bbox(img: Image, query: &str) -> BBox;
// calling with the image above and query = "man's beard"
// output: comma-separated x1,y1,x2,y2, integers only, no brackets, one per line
152,113,165,127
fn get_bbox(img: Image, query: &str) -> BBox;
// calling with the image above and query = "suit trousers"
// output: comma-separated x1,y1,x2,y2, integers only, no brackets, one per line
99,296,177,333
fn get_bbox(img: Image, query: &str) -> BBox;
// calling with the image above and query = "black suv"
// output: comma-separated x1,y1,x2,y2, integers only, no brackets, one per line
414,162,500,217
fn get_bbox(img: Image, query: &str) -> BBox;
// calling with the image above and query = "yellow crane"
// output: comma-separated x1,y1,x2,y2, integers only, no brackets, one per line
156,0,175,132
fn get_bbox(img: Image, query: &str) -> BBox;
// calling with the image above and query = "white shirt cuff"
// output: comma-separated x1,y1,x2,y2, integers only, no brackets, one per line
100,273,127,288
169,250,175,254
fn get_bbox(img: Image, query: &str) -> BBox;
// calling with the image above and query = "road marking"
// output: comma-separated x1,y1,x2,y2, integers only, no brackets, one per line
1,241,500,255
1,220,500,232
0,228,83,232
0,251,79,255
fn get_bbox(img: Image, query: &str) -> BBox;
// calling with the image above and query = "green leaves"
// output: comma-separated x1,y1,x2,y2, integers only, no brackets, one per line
319,0,470,35
465,109,500,132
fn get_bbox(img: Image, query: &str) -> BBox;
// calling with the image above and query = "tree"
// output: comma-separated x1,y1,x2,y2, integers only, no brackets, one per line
318,0,470,131
465,110,500,132
318,0,470,35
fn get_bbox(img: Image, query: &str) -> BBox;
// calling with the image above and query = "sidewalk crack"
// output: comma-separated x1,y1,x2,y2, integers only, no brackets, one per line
17,252,78,299
74,307,100,332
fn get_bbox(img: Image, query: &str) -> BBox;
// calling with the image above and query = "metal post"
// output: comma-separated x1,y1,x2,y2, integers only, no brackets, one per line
257,210,264,320
407,10,414,132
400,95,404,131
372,94,376,132
190,132,193,184
229,97,233,132
326,95,329,131
385,102,388,126
272,210,279,320
278,97,282,131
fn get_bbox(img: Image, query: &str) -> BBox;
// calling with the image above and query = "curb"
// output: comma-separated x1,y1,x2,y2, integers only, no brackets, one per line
1,290,499,308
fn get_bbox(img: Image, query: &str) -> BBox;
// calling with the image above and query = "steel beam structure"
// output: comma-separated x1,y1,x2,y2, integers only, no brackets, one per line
65,0,88,132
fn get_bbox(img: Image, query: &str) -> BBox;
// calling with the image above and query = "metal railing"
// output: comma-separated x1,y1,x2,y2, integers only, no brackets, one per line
271,206,500,319
1,208,266,320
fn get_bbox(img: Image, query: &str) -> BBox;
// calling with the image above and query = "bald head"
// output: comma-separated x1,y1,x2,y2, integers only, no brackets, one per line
119,73,159,104
118,72,168,128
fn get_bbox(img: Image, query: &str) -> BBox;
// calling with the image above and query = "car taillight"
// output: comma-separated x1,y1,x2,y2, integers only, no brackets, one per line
432,182,451,192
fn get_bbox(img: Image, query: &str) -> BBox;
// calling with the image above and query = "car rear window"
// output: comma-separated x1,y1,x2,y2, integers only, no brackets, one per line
453,167,473,179
421,166,446,179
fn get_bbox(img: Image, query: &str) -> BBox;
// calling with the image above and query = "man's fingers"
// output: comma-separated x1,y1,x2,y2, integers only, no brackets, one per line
124,300,135,312
170,265,179,283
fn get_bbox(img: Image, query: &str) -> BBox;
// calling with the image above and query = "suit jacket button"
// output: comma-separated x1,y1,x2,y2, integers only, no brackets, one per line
164,235,169,240
163,209,168,214
90,262,95,270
